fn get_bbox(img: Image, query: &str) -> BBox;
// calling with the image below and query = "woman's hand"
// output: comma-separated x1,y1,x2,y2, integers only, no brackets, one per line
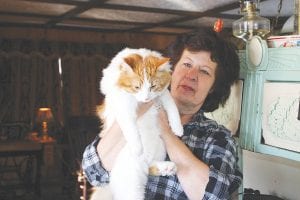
137,101,154,117
157,108,209,200
157,107,173,137
97,101,154,171
98,121,125,171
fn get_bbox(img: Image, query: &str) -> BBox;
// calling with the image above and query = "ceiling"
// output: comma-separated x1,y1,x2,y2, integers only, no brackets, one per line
0,0,295,35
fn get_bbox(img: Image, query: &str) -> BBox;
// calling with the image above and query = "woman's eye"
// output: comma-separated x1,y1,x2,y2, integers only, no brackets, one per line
183,63,192,68
199,69,210,75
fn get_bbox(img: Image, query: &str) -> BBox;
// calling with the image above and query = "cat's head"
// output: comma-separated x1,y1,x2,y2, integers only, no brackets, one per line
117,52,171,102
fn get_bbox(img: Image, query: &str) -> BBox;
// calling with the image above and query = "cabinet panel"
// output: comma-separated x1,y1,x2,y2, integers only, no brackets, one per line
262,82,300,152
239,44,300,161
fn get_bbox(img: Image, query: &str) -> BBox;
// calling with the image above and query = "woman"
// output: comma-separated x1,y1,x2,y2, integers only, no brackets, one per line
82,28,242,199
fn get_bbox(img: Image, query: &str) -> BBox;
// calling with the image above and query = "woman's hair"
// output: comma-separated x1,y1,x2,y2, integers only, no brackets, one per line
166,28,240,112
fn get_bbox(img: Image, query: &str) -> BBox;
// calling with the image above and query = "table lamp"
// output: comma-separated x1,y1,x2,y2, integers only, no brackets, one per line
36,107,53,140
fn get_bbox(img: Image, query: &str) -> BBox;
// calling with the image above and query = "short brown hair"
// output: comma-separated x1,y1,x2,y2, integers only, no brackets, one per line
166,28,240,112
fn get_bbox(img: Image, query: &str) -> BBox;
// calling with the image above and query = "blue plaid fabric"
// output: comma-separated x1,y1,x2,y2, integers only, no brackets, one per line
82,110,242,200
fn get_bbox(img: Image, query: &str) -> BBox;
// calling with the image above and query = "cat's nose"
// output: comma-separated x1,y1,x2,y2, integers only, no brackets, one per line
144,98,151,102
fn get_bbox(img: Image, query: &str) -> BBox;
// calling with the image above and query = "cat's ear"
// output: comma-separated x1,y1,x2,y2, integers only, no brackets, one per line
157,57,170,71
121,54,143,72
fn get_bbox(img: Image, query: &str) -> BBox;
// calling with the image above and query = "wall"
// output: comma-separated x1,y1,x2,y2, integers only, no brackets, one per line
243,150,300,200
0,27,176,51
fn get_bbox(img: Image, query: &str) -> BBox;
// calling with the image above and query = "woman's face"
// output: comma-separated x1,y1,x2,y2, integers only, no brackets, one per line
170,49,217,114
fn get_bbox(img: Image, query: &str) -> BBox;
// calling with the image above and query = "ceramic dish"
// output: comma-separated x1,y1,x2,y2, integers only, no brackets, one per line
267,35,300,48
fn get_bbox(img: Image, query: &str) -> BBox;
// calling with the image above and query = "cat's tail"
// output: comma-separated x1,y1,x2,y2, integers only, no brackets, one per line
89,186,113,200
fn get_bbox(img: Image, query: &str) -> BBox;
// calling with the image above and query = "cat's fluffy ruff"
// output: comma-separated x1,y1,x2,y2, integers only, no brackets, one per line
91,48,183,200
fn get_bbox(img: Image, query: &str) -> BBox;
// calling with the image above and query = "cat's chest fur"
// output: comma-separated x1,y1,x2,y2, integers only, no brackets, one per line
136,102,168,162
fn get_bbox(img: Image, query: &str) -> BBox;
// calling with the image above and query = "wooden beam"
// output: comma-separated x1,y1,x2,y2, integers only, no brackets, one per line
0,27,176,50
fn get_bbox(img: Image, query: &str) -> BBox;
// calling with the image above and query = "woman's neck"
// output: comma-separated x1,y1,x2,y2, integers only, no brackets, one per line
180,113,193,125
175,99,202,125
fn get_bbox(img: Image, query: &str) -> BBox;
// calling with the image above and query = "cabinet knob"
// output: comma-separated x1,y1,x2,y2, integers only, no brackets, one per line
246,36,268,70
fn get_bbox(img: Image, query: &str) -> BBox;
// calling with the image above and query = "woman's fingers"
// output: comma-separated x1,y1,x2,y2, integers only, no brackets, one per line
98,121,126,171
137,101,154,118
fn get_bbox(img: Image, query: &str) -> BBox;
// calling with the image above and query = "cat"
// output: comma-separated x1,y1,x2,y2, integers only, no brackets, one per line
90,48,183,200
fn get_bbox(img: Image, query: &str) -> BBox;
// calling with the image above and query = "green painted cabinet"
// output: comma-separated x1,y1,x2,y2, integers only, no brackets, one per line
238,38,300,162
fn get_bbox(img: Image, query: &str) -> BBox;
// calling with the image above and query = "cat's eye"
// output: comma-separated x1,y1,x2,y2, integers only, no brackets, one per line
135,86,140,89
150,85,156,90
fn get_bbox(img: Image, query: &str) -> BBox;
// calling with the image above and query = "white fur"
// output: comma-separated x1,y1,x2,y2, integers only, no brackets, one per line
91,48,183,200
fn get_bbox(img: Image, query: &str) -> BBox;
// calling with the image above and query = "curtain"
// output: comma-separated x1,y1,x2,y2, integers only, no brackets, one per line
61,54,108,117
0,50,62,124
0,39,121,129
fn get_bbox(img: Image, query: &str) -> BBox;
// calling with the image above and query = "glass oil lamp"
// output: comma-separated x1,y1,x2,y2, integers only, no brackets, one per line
232,0,270,41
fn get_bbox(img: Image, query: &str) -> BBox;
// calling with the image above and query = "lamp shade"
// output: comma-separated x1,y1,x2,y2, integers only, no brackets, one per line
36,107,53,123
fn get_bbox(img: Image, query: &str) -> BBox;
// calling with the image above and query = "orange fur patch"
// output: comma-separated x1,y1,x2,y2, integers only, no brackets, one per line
96,103,105,119
117,54,171,93
148,165,160,176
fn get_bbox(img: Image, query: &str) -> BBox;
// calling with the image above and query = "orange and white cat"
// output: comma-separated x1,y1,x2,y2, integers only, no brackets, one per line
90,48,183,200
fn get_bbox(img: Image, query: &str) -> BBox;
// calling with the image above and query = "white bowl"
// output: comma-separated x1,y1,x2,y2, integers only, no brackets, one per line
267,35,300,48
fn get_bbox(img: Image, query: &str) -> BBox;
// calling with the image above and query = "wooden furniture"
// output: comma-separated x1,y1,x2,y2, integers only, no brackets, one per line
0,140,43,196
0,122,43,198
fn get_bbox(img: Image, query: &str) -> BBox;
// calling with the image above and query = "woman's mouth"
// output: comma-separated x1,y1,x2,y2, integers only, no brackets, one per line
179,85,194,92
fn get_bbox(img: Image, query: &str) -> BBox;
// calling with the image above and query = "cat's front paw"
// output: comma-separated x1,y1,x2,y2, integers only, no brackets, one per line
149,161,177,176
173,125,184,137
168,118,184,137
160,161,177,176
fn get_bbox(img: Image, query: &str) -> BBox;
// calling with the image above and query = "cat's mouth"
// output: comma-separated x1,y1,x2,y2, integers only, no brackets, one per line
142,98,152,102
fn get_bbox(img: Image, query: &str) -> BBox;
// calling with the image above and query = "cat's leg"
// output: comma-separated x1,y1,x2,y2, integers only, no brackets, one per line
89,186,113,200
158,91,184,137
110,148,148,200
109,93,143,156
116,116,143,156
148,161,177,176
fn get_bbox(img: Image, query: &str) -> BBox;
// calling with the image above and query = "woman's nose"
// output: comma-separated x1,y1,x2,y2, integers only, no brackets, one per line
185,67,198,81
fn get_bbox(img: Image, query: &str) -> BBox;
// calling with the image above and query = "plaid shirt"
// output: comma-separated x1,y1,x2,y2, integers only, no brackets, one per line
82,110,242,200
